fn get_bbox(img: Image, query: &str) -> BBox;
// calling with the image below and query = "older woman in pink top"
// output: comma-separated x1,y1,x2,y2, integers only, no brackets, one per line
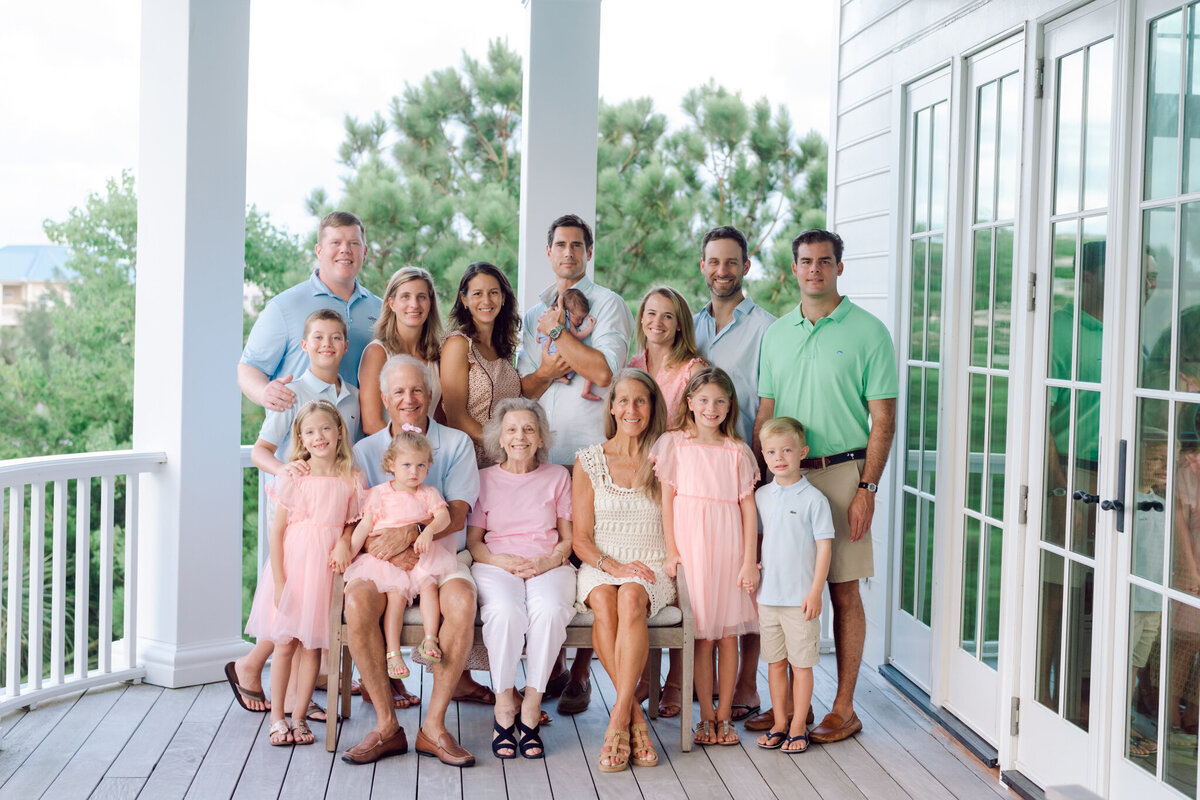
467,398,576,761
628,286,708,423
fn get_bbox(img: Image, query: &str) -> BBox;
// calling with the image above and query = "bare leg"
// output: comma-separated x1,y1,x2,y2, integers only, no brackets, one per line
270,638,296,732
519,688,545,756
419,583,443,659
383,590,409,679
714,636,738,743
234,640,274,711
783,666,814,751
694,638,716,742
829,579,866,718
424,577,474,741
733,633,761,713
291,646,321,744
493,687,518,757
757,659,790,748
343,579,400,737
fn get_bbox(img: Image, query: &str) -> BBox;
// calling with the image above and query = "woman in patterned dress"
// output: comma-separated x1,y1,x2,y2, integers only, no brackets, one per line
441,261,522,466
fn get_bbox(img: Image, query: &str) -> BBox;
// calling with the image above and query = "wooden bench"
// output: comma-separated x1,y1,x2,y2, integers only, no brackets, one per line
328,565,696,753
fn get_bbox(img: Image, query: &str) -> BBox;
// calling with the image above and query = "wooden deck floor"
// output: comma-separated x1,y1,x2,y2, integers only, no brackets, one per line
0,653,1015,799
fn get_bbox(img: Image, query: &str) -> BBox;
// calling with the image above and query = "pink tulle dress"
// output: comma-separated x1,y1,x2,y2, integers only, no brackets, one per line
341,483,456,601
628,352,707,419
650,430,759,640
245,474,363,650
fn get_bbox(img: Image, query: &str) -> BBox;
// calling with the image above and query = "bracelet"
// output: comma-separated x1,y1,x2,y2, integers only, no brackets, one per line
596,554,611,571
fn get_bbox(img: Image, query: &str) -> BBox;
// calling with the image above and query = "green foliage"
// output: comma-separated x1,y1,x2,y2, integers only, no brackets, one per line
316,39,827,319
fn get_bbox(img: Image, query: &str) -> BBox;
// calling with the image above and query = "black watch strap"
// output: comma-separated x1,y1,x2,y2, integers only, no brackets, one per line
858,481,878,493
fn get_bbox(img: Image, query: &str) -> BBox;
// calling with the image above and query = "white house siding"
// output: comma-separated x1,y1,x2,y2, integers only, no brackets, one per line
830,0,1060,675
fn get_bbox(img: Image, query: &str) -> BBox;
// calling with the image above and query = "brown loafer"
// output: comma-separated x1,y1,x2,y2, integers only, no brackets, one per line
809,711,862,743
340,728,408,765
416,728,476,767
557,678,591,715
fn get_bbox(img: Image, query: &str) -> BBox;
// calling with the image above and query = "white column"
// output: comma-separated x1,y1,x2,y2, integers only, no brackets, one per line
132,0,251,687
516,0,603,312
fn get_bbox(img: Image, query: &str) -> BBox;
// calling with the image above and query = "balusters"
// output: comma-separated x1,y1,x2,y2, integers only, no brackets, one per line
50,480,67,685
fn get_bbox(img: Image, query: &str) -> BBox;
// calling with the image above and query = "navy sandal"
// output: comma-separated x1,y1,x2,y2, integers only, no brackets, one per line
491,719,518,759
784,732,810,754
757,730,787,750
516,718,545,759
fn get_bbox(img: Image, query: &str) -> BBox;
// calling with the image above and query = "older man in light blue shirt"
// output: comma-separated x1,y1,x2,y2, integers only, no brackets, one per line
238,211,382,412
517,213,633,467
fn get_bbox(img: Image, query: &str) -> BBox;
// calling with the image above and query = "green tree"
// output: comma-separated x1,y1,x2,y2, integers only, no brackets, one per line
315,39,827,317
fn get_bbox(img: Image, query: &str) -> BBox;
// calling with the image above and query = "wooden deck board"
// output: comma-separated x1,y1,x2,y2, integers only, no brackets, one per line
105,683,201,779
43,683,162,800
0,647,1011,800
2,684,125,798
0,690,83,786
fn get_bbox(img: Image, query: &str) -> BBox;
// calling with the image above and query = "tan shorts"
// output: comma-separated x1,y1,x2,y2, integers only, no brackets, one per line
1130,611,1161,669
802,459,873,582
759,604,820,668
437,549,477,591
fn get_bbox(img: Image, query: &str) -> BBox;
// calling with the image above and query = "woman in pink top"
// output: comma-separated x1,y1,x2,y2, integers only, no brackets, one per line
467,398,576,761
628,286,708,422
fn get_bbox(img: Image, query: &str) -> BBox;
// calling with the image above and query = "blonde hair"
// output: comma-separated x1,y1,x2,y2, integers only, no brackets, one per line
635,286,702,367
602,368,667,501
375,267,442,362
671,367,741,440
383,428,434,476
760,416,807,449
303,308,347,338
288,400,355,477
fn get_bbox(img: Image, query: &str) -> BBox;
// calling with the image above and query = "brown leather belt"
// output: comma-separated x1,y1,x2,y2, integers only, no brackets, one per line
800,448,866,470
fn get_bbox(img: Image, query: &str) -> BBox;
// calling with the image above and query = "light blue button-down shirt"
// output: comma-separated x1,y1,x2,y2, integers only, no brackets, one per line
241,270,382,388
257,369,363,460
517,275,633,466
352,417,480,552
694,295,776,444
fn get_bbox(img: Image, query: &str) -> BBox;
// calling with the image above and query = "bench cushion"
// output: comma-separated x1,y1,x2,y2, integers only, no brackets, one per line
400,605,683,627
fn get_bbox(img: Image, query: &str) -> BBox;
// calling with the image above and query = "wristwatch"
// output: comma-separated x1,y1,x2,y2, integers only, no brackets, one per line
858,481,878,493
548,324,565,340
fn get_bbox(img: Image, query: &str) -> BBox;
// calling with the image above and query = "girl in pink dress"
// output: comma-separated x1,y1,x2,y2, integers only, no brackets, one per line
651,367,759,747
244,400,364,747
628,286,708,420
330,427,455,682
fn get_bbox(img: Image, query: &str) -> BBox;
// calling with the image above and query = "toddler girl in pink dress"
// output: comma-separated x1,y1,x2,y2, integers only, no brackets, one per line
651,367,759,747
330,426,455,681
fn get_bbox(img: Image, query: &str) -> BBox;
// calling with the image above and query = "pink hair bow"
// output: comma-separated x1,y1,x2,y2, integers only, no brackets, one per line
401,423,422,433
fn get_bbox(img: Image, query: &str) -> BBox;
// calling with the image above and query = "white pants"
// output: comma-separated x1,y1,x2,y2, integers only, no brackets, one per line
471,562,576,693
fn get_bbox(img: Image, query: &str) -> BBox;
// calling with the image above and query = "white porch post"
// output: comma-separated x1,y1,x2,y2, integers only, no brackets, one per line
132,0,251,687
516,0,603,311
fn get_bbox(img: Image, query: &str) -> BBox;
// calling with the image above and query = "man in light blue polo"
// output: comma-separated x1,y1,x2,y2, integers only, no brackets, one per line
693,225,776,727
239,210,382,412
341,355,484,767
755,228,897,744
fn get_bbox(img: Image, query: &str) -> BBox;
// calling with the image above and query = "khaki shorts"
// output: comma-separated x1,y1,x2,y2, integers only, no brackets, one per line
1130,611,1161,669
759,604,820,668
438,548,477,591
802,459,873,582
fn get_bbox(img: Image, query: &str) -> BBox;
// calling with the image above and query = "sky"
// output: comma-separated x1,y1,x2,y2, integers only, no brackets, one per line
0,0,834,247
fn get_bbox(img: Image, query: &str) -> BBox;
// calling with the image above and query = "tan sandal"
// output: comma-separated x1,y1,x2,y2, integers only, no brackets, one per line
387,649,410,679
694,719,716,746
268,719,292,746
630,721,658,767
417,635,442,663
291,718,315,746
598,729,630,773
715,718,739,746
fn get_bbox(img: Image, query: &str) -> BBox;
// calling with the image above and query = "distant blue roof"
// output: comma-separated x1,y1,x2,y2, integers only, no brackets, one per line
0,245,71,282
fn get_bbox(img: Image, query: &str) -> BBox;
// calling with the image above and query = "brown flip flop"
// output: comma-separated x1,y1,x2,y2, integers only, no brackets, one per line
224,661,269,713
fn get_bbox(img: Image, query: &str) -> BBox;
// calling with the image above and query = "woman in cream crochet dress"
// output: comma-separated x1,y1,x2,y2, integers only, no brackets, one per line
572,368,677,773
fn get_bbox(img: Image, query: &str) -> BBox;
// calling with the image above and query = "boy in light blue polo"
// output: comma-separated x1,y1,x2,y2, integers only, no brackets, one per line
754,417,833,754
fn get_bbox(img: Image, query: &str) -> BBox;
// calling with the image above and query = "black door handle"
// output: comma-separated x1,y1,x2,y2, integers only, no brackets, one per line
1073,490,1100,504
1101,499,1125,512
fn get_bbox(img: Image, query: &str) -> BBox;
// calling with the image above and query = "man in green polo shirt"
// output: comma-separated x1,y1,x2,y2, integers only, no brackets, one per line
754,229,897,743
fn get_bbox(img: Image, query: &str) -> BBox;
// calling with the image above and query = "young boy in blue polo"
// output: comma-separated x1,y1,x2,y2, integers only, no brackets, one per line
754,416,833,753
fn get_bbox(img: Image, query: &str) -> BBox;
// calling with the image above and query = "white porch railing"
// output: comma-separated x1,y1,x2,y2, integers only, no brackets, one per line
0,450,165,716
